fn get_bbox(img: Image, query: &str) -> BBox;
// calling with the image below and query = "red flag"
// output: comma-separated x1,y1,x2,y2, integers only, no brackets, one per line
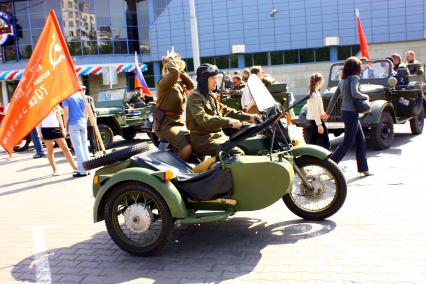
0,10,80,155
356,9,370,59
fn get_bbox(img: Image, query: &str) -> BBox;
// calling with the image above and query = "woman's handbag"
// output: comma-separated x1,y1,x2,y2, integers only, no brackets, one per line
350,76,371,114
353,99,371,114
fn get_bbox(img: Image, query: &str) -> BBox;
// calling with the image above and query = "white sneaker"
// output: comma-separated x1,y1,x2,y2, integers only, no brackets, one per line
52,172,60,176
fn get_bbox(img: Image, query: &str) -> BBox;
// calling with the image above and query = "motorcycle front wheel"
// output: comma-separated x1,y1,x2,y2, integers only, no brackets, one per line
283,156,347,220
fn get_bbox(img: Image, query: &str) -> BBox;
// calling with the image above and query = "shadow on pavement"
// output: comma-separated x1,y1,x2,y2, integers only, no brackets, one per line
11,218,336,283
0,175,75,197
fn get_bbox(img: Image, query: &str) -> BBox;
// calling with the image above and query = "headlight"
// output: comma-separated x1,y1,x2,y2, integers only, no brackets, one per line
148,113,154,122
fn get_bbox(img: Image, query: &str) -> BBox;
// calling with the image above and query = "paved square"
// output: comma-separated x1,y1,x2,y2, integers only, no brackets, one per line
1,126,425,283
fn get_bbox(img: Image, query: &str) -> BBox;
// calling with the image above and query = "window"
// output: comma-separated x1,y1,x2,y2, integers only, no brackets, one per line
300,49,314,63
215,55,229,69
114,41,128,54
315,48,330,62
244,54,253,67
67,41,82,56
253,52,268,66
98,41,113,54
201,56,214,64
4,46,17,61
185,58,194,72
270,51,284,65
19,45,33,59
351,45,360,56
338,46,351,60
284,50,298,64
83,41,97,55
230,54,238,68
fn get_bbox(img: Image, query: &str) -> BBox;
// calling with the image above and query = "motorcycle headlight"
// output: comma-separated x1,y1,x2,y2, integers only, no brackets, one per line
148,113,154,123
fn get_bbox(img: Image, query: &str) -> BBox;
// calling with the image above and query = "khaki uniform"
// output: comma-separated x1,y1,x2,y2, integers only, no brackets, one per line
186,88,251,156
155,59,195,150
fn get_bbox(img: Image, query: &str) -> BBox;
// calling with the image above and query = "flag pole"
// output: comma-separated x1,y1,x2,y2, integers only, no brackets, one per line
79,91,106,154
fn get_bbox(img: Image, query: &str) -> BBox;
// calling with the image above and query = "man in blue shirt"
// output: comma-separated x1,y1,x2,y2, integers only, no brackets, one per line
63,86,90,177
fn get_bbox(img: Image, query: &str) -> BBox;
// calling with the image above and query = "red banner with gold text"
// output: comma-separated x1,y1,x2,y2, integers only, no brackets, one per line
0,10,80,155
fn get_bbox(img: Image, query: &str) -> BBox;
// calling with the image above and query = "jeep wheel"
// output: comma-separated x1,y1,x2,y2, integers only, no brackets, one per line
99,124,114,149
122,128,137,141
368,111,394,150
83,142,149,170
409,108,424,135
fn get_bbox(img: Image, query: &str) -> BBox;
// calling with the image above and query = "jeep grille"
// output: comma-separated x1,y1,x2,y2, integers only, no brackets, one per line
323,97,342,121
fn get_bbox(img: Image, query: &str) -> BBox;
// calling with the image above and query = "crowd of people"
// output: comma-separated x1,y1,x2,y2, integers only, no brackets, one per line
7,48,422,178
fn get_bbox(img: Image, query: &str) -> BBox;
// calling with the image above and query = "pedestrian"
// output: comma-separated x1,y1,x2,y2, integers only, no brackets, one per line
153,50,195,161
40,106,77,175
63,87,91,177
306,73,330,150
324,57,373,176
30,127,45,159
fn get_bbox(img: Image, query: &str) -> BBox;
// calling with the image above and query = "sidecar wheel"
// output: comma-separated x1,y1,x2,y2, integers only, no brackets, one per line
104,182,174,256
283,156,347,220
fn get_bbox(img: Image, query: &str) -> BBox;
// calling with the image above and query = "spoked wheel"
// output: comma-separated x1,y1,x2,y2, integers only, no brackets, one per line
104,182,174,256
283,156,347,220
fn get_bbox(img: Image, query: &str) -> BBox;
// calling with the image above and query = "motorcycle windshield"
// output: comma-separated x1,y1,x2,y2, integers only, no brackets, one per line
246,74,276,111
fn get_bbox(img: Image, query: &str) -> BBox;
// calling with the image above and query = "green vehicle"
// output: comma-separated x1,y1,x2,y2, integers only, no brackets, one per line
297,59,425,149
82,76,347,256
220,82,294,112
94,88,155,148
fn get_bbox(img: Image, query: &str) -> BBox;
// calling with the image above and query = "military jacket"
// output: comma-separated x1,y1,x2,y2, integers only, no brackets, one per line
186,88,251,132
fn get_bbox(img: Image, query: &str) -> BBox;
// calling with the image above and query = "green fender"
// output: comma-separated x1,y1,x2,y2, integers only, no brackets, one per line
360,100,395,125
93,168,188,222
291,144,330,160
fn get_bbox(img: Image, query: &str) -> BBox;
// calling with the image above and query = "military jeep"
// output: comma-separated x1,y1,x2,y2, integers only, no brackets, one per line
94,88,154,148
298,59,425,149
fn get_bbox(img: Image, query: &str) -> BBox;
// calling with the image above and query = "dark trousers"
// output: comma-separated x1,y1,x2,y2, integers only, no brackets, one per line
309,120,331,150
330,110,368,172
30,128,44,155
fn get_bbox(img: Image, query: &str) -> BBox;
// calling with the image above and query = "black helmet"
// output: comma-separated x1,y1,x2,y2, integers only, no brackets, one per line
196,63,219,97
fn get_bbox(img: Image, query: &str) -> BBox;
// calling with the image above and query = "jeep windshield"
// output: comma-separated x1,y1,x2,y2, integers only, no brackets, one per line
329,60,392,82
96,88,126,102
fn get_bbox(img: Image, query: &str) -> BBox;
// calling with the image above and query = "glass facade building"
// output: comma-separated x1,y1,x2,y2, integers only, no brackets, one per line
1,0,425,101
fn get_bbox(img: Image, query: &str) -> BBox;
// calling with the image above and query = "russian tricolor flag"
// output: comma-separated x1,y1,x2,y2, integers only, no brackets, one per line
134,52,152,96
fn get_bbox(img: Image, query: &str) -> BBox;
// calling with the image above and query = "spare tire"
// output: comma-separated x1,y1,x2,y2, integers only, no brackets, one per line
83,142,150,170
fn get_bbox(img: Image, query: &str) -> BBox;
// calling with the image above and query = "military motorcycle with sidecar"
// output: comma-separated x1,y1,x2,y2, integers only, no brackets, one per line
82,75,347,256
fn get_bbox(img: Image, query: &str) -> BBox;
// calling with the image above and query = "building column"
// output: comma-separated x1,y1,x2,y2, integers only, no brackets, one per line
1,81,8,107
153,61,161,87
238,54,245,69
330,46,338,62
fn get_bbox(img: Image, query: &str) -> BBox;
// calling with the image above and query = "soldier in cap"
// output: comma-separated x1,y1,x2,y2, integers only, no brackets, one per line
186,63,259,157
154,50,195,160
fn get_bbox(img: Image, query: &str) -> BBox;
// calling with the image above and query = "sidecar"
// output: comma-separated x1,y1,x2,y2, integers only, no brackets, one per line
89,144,294,256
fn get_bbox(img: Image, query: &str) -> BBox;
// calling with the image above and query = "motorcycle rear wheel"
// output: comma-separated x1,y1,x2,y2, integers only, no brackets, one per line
283,156,347,220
